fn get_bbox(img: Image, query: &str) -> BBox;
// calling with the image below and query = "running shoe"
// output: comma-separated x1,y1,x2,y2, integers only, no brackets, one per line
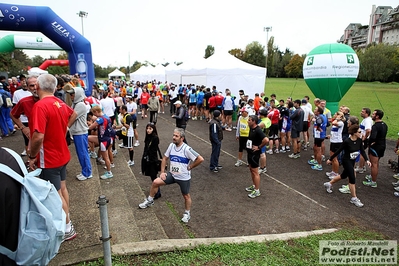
181,211,191,223
311,164,323,171
245,185,255,192
323,182,332,193
350,197,364,207
100,171,113,180
248,190,261,198
235,160,243,167
362,180,377,188
63,224,77,241
308,159,318,165
139,198,154,209
339,185,350,194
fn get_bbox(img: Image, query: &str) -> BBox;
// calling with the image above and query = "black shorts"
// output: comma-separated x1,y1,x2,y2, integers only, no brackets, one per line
189,103,197,107
141,104,148,109
268,124,279,139
302,122,309,132
238,136,249,152
223,110,233,116
39,164,67,191
369,145,385,158
247,151,261,168
330,142,342,153
291,129,301,139
314,138,324,147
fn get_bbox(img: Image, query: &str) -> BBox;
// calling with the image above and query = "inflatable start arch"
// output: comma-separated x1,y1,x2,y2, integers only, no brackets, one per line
0,3,94,96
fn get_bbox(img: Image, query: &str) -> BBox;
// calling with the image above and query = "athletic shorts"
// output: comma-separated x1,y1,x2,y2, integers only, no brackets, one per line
314,138,324,147
247,151,261,168
189,102,196,107
162,172,191,195
39,164,67,191
197,104,203,109
268,124,279,140
291,129,301,139
141,104,148,110
238,136,249,152
369,145,385,158
302,122,309,132
124,136,134,149
330,142,342,153
100,138,113,152
223,110,233,116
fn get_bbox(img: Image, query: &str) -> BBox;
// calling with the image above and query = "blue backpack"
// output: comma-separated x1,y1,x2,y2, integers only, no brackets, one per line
0,148,66,266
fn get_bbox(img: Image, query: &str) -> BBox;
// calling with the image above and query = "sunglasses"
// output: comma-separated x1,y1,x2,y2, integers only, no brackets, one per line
147,122,155,126
28,84,36,87
357,131,362,133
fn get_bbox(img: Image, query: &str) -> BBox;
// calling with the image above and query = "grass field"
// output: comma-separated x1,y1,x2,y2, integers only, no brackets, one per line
78,226,395,265
265,78,399,140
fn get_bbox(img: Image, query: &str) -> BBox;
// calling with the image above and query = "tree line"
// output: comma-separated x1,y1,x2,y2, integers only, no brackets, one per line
1,41,398,82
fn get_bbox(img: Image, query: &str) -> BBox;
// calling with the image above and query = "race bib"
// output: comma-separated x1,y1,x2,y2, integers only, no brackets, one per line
350,151,360,160
246,139,253,149
170,164,181,174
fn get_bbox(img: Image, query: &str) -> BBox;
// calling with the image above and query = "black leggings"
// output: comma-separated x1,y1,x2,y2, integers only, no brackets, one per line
340,159,356,184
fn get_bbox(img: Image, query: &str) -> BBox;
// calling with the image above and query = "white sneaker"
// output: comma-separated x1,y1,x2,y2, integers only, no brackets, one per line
97,158,105,165
181,211,191,223
258,167,267,174
112,149,118,156
394,192,399,197
326,171,339,178
322,155,326,162
76,173,93,181
234,160,243,167
119,143,125,148
324,182,333,193
139,198,154,209
355,166,366,173
21,150,27,156
266,149,273,155
350,197,364,207
134,140,140,147
128,160,135,166
103,163,115,169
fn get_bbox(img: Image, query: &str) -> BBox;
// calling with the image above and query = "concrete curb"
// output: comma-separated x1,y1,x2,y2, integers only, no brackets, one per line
112,228,339,255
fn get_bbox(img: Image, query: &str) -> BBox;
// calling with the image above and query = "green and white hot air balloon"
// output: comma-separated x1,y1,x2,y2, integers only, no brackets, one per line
303,43,359,114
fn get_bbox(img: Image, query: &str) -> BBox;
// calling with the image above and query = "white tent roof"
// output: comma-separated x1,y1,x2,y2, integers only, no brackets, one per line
108,69,126,79
129,65,166,82
28,67,48,76
165,52,266,97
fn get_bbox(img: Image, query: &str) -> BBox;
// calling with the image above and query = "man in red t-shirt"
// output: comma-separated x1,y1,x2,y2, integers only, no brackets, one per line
28,74,78,242
266,99,280,154
10,76,39,157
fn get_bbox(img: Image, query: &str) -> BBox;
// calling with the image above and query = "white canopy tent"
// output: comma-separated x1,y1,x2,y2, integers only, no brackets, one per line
165,52,266,98
28,67,48,76
129,65,166,83
108,69,126,79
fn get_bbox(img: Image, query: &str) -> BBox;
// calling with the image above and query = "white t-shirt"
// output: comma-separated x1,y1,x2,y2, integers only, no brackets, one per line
126,101,137,114
300,105,314,122
165,143,200,181
360,116,373,138
169,89,178,100
100,97,116,117
12,89,32,123
330,120,344,143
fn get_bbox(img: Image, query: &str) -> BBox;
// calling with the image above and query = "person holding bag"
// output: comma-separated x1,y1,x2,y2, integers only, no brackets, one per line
141,123,162,199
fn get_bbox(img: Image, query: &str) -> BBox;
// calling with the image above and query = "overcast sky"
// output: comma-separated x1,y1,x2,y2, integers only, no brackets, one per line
1,0,398,68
